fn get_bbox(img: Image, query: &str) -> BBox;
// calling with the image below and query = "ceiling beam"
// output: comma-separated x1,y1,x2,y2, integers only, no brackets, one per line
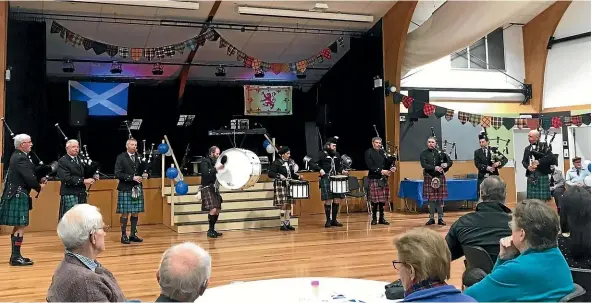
176,0,221,105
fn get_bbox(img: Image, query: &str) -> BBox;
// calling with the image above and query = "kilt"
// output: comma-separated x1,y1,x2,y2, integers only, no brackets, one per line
368,178,390,204
58,194,87,221
423,174,448,201
319,176,345,201
273,180,294,207
0,194,31,227
201,185,222,211
527,175,551,200
116,189,145,214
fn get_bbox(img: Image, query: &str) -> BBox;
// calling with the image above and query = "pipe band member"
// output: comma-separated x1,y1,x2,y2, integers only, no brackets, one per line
474,132,508,196
199,146,225,238
268,146,301,231
420,136,452,226
57,139,96,221
364,137,395,225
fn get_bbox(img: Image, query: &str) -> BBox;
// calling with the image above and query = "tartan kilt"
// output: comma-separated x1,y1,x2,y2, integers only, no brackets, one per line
273,180,293,207
116,189,145,214
368,178,390,204
0,194,31,226
201,186,222,211
319,176,345,201
59,194,87,221
527,175,551,200
423,174,448,201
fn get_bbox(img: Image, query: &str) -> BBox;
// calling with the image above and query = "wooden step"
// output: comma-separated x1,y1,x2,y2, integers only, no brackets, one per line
167,190,274,204
175,217,299,233
174,199,275,213
174,207,279,224
163,182,274,195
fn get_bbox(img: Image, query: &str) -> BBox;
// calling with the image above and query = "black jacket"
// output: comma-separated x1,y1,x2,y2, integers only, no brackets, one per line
199,157,217,186
155,294,179,302
522,142,554,176
310,150,343,176
445,201,512,262
365,148,395,179
57,155,86,195
268,159,300,180
114,152,143,191
420,148,453,177
1,150,41,198
474,147,508,179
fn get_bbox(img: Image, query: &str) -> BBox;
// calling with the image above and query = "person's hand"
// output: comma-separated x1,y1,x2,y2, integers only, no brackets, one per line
215,163,224,170
533,160,539,166
493,161,501,168
142,173,149,179
441,163,448,169
84,178,95,185
528,165,536,172
435,166,443,173
280,175,287,181
381,169,390,176
133,176,143,183
319,169,326,176
499,236,520,260
93,174,100,180
342,170,349,175
40,183,46,188
40,177,48,184
390,166,397,172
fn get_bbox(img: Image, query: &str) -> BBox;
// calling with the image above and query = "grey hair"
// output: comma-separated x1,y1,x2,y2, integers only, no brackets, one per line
66,139,79,148
57,204,103,250
158,242,212,302
13,134,31,148
512,199,559,251
480,176,507,202
372,137,382,143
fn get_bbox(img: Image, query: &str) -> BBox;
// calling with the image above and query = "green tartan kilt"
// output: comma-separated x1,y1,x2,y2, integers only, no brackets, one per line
527,175,551,200
319,176,346,201
0,194,31,227
116,190,145,214
59,194,86,221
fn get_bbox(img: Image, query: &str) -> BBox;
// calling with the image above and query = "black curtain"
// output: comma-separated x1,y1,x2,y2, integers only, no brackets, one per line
3,20,47,169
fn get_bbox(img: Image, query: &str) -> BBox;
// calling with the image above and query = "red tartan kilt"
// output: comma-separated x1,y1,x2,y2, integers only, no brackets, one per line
368,178,390,203
423,174,448,201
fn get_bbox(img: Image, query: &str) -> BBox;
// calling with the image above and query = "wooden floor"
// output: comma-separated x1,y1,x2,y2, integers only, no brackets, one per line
0,210,473,301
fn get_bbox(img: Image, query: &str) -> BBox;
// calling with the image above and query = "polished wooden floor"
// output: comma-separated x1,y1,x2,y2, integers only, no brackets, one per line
0,210,472,301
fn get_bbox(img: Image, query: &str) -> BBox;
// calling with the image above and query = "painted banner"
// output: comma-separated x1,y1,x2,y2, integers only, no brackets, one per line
69,81,129,116
244,85,292,116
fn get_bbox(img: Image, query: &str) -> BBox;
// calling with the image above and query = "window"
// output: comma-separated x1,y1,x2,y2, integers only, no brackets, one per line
450,27,505,70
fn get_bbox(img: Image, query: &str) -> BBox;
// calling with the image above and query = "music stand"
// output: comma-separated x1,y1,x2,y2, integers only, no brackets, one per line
177,115,195,127
119,119,143,139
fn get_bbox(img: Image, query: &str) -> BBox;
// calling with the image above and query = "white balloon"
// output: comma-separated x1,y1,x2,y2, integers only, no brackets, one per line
585,176,591,187
266,144,275,154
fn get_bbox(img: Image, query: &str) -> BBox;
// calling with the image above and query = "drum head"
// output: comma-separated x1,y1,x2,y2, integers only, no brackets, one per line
216,148,257,190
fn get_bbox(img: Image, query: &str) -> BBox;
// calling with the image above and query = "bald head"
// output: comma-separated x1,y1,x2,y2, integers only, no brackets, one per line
158,242,211,302
528,130,540,144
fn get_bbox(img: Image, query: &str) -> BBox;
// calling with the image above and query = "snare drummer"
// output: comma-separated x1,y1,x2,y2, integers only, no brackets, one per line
364,137,395,225
419,137,453,226
311,137,348,228
268,146,300,231
199,146,226,238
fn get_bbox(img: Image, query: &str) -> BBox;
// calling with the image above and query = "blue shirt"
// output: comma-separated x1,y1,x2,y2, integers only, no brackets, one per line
66,250,99,272
565,167,589,186
403,285,476,302
464,247,573,302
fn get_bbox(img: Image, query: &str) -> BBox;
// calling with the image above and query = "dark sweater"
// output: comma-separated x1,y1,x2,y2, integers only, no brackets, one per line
47,254,126,302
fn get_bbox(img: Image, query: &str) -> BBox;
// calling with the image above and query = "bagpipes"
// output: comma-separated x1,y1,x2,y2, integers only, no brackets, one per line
2,117,58,197
429,127,452,189
372,124,398,183
140,139,156,175
480,128,508,174
527,117,558,185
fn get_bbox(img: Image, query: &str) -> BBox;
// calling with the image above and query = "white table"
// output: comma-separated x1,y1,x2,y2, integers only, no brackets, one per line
197,277,397,303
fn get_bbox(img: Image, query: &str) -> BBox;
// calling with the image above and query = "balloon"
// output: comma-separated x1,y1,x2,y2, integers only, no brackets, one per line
585,176,591,187
165,167,178,179
263,140,270,148
175,181,189,195
158,143,169,155
265,144,275,154
588,163,591,173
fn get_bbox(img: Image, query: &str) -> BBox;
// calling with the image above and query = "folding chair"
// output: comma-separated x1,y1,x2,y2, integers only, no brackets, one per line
463,245,495,274
345,176,366,215
570,268,591,302
560,283,586,302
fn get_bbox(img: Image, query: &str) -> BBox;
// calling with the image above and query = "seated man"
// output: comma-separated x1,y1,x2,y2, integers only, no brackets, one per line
446,176,512,262
156,242,212,302
565,157,589,187
47,204,126,302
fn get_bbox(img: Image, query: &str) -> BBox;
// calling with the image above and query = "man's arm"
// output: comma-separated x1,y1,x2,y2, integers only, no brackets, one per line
15,156,41,192
445,222,464,261
365,150,381,174
474,150,487,172
268,161,281,179
522,147,531,169
114,155,134,182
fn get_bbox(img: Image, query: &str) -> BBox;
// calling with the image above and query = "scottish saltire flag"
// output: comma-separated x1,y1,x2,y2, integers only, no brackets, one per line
68,81,129,116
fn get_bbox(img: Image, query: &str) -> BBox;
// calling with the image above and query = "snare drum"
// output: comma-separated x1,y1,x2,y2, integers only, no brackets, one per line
289,180,310,199
329,175,349,194
216,148,261,190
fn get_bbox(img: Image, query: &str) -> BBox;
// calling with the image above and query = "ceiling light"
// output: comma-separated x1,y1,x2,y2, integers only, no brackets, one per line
110,61,122,74
296,71,306,79
311,3,329,12
215,65,226,77
237,6,373,23
66,0,199,10
152,63,164,76
254,69,264,78
62,60,75,73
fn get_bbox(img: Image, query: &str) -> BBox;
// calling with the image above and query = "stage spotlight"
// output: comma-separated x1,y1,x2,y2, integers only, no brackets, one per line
215,65,226,77
110,61,122,74
254,69,264,78
152,62,164,75
62,60,75,73
296,71,306,79
341,154,352,169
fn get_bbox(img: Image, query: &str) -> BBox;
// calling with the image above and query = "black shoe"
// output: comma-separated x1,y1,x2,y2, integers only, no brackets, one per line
286,224,296,231
425,219,435,225
379,218,390,225
121,235,130,244
325,221,332,228
129,235,144,242
280,225,288,231
331,220,343,227
215,231,223,236
10,256,33,266
371,219,377,225
207,230,218,238
438,219,446,225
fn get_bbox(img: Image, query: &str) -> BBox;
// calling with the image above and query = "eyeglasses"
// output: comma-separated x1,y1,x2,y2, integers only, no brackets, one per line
392,260,404,270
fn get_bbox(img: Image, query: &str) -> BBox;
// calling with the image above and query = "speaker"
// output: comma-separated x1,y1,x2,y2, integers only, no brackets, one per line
316,104,330,126
409,89,430,119
69,100,88,126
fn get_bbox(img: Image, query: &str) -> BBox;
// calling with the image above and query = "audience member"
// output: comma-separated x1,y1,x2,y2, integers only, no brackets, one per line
462,268,486,291
464,199,574,302
559,186,591,269
446,176,512,262
393,228,475,302
47,204,126,302
156,242,212,302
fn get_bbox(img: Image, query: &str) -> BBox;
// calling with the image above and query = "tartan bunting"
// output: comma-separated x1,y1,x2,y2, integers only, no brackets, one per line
227,46,236,56
237,52,246,62
91,42,106,55
480,116,491,128
457,111,470,124
402,96,413,109
252,59,261,70
186,39,197,51
469,114,482,126
444,109,455,121
244,56,254,68
174,43,186,53
551,116,562,128
271,63,284,75
502,118,515,130
434,106,447,119
155,47,165,59
219,39,228,48
572,115,583,127
491,117,503,129
540,116,552,130
144,48,155,61
526,118,539,130
582,113,591,125
329,41,338,53
515,118,527,129
423,103,436,116
394,93,404,105
82,38,93,50
316,55,324,64
164,45,175,57
105,45,118,57
131,48,143,61
562,116,573,126
321,48,331,59
118,47,130,58
50,21,63,34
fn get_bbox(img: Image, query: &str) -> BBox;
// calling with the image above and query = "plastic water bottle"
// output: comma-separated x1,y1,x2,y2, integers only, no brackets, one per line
311,280,320,299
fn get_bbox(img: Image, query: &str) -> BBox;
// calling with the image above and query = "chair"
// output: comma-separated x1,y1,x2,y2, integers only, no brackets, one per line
462,245,495,274
560,283,586,302
345,176,366,215
570,268,591,302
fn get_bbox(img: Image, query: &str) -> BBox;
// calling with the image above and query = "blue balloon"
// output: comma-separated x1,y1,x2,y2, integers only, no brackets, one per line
175,181,189,195
588,163,591,172
263,140,270,148
158,143,169,154
166,167,178,179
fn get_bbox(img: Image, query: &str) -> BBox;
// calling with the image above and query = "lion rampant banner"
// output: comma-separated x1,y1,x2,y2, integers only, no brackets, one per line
244,85,293,116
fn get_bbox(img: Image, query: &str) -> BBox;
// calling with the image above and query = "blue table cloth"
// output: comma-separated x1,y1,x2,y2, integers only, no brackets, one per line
398,179,478,207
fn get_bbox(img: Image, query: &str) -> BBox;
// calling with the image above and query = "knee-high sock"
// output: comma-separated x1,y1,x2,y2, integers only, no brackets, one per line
378,203,385,219
324,204,331,222
371,203,378,220
331,203,340,221
120,217,128,236
428,201,436,219
11,234,23,257
208,214,216,231
436,201,444,218
280,210,286,226
130,216,139,236
285,209,291,225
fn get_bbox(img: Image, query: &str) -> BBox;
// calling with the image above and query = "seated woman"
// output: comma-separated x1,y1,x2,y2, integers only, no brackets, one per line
559,186,591,269
464,199,574,302
393,228,475,302
47,204,126,302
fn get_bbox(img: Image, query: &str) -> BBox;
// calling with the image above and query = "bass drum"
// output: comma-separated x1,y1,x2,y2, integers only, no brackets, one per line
216,148,261,190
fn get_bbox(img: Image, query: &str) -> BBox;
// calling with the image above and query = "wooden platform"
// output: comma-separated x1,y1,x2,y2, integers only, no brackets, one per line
0,211,475,302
